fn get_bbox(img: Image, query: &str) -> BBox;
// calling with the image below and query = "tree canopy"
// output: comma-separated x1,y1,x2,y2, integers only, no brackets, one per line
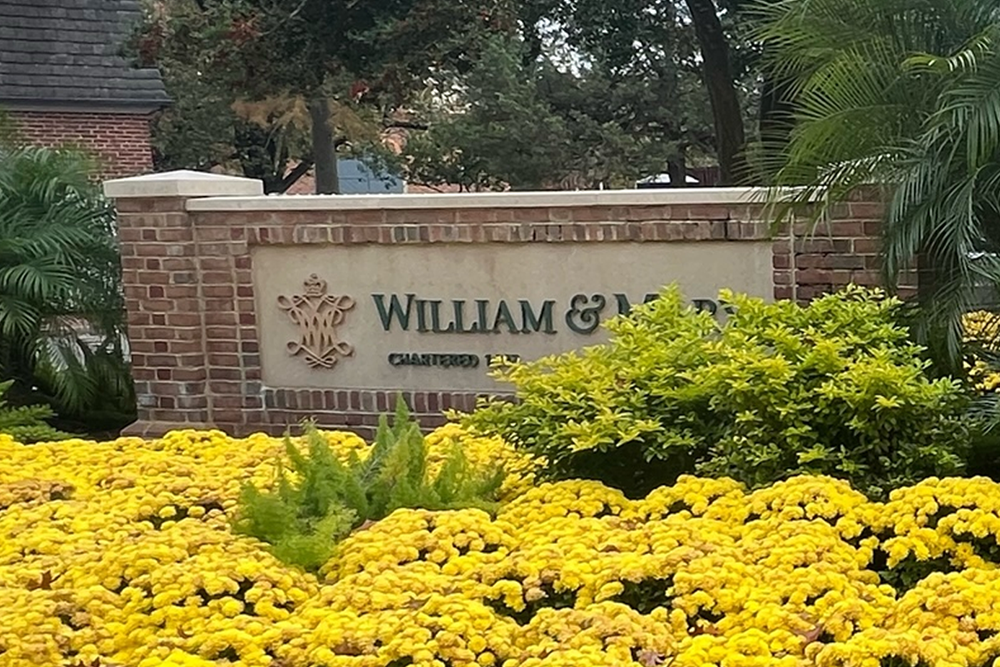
137,0,755,191
135,0,509,193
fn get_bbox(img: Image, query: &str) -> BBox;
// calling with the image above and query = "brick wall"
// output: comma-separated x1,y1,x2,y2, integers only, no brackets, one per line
774,202,918,302
10,110,154,178
106,175,905,438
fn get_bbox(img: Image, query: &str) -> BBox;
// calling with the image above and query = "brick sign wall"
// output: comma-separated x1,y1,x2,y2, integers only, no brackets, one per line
104,172,911,438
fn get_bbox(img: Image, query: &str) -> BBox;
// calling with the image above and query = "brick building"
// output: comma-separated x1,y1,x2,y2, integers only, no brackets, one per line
0,0,169,178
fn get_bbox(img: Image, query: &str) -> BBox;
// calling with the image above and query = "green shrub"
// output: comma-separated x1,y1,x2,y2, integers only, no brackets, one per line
0,379,73,443
0,143,135,436
461,285,969,499
234,399,504,571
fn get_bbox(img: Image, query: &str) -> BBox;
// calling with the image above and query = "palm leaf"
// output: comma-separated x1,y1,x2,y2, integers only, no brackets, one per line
0,143,130,421
756,0,1000,372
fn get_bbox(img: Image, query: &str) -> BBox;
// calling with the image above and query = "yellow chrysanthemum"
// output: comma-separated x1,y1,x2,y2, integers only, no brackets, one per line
3,425,1000,667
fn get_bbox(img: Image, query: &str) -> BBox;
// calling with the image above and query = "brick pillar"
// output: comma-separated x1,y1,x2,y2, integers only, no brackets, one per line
103,171,263,437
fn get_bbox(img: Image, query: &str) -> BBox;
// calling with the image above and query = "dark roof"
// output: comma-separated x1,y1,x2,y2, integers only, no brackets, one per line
0,0,170,111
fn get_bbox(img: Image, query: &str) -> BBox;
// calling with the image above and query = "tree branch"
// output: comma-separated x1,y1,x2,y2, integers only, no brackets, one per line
278,159,315,193
262,0,310,35
384,120,430,131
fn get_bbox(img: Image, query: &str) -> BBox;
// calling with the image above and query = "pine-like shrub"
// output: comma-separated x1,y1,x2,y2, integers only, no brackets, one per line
0,379,72,443
461,285,970,499
234,399,504,571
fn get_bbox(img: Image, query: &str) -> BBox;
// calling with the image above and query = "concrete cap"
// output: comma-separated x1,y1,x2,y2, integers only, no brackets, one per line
103,170,264,199
186,187,796,212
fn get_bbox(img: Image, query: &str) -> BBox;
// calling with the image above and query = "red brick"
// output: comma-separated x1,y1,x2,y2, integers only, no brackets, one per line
341,210,386,225
795,253,829,269
851,270,883,285
686,204,731,220
456,209,493,223
204,312,238,326
852,238,880,254
829,221,865,237
849,202,885,219
795,238,852,254
166,313,202,327
797,268,834,284
162,286,197,299
194,227,232,241
203,285,235,298
772,238,792,254
829,255,867,270
209,382,244,394
830,270,855,285
10,110,153,179
864,255,884,270
171,368,207,381
208,340,239,353
168,340,203,354
863,221,882,236
798,285,833,301
208,353,240,366
206,326,238,339
156,228,193,242
147,355,179,367
208,368,242,381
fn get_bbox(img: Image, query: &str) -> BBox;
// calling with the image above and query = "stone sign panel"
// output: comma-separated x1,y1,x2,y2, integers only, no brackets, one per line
254,241,773,392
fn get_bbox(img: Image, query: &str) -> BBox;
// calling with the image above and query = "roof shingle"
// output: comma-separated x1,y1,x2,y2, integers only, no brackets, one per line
0,0,170,110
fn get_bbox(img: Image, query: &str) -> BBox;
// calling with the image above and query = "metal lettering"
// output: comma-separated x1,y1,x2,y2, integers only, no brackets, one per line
565,293,606,334
372,293,416,331
520,299,556,334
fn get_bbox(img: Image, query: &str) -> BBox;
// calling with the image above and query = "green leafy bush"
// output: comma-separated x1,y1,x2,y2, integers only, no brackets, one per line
234,399,504,571
462,285,970,499
0,379,73,443
0,143,135,434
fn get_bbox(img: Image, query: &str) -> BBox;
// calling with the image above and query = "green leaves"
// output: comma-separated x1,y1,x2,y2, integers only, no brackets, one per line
234,398,505,572
463,286,969,499
756,0,1000,373
401,17,718,192
0,144,134,426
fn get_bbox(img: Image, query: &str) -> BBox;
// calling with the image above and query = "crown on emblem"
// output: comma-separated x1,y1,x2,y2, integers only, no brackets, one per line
303,274,327,297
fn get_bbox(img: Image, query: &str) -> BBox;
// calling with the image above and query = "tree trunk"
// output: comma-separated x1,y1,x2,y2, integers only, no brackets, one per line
667,152,687,188
757,71,797,183
759,72,794,148
308,97,339,194
684,0,745,185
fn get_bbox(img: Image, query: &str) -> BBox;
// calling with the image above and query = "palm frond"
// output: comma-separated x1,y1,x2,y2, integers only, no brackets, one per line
756,0,1000,372
0,143,132,423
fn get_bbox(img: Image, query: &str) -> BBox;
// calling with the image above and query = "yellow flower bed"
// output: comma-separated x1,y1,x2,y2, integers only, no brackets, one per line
965,311,1000,390
3,428,1000,667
